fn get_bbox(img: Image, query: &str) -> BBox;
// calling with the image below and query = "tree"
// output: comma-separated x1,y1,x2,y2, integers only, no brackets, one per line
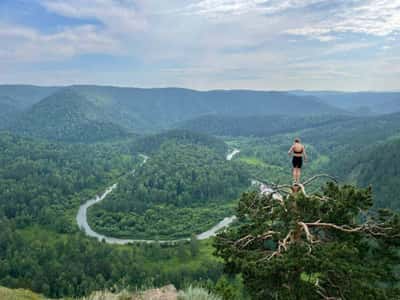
190,234,200,257
214,181,400,300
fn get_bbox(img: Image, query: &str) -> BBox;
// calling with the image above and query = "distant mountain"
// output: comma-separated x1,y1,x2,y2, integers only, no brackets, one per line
1,85,346,133
0,96,22,128
10,89,128,143
291,91,400,115
299,112,400,153
177,114,352,137
71,86,345,131
0,85,59,109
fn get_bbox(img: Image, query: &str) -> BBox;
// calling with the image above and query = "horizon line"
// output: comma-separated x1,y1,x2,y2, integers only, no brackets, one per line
0,83,399,94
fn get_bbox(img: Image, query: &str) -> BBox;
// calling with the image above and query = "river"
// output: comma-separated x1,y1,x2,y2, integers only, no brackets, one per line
76,149,240,244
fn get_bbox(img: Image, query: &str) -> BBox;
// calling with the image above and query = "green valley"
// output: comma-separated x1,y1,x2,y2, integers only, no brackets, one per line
0,84,399,300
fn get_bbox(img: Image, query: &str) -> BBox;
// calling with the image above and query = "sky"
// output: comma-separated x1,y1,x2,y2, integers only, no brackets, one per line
0,0,399,91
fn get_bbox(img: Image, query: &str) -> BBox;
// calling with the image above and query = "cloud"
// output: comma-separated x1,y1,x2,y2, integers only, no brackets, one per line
0,23,121,62
1,0,399,90
40,0,147,33
181,0,324,18
0,0,146,63
286,0,400,40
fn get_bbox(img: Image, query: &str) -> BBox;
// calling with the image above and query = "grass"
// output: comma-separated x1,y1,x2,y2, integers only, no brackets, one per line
178,286,222,300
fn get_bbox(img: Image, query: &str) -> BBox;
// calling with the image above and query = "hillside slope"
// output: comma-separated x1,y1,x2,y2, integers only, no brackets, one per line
10,89,128,142
292,91,400,115
0,96,22,128
89,131,249,239
71,86,345,131
0,85,59,109
177,114,351,137
1,85,346,133
333,137,400,210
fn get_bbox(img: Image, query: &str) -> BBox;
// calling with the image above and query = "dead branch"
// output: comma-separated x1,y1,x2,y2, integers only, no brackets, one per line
304,220,392,237
315,279,342,300
298,222,319,244
234,231,277,249
303,174,338,186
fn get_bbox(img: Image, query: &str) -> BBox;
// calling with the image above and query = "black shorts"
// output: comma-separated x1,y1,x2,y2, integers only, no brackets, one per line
292,156,303,168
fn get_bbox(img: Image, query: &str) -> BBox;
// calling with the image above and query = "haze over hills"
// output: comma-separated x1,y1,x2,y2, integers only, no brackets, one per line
0,96,21,128
0,84,351,141
10,89,129,143
177,114,352,137
71,85,346,131
0,85,59,109
291,90,400,115
2,85,400,142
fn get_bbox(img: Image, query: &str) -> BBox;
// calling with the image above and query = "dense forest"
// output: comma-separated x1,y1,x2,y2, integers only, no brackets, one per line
0,132,137,231
178,115,351,137
131,129,228,156
10,89,129,143
0,131,231,298
1,85,400,299
0,218,223,298
89,140,249,239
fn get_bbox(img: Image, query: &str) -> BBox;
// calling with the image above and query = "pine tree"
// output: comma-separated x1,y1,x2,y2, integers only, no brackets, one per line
214,181,400,299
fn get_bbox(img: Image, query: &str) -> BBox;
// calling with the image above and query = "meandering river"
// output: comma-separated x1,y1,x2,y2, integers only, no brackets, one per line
76,149,241,244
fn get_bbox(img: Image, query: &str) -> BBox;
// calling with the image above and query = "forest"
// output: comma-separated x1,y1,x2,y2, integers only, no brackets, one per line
1,85,400,299
89,140,249,239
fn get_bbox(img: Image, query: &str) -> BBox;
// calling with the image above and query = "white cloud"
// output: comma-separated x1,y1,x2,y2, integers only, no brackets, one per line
181,0,324,18
286,0,400,40
40,0,147,33
0,23,121,62
1,0,400,90
0,0,146,63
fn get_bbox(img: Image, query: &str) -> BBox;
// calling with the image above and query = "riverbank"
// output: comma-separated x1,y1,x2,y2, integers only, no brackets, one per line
76,149,240,244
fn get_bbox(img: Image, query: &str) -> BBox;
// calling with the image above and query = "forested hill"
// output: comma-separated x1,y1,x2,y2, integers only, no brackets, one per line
0,85,58,109
71,86,345,130
299,112,400,152
89,144,249,239
291,90,400,115
0,85,345,134
89,132,249,239
0,96,21,128
131,129,228,156
177,114,351,137
332,137,400,210
276,112,400,210
9,89,129,143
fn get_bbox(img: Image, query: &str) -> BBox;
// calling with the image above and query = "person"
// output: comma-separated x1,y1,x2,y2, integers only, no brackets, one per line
288,138,307,184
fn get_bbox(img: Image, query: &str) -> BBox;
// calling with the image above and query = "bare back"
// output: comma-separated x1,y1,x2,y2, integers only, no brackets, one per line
291,143,304,157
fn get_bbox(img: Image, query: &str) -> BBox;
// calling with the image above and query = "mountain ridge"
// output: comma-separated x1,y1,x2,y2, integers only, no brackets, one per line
10,89,129,143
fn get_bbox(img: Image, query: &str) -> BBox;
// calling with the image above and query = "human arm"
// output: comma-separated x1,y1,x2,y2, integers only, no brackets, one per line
288,146,293,156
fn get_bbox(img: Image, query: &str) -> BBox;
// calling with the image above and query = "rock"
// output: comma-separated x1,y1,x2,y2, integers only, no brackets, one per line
132,285,178,300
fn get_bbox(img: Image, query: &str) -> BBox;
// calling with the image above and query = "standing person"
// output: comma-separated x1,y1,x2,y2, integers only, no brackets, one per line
288,138,307,184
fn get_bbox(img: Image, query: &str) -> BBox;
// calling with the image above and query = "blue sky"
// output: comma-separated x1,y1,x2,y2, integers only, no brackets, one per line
0,0,399,90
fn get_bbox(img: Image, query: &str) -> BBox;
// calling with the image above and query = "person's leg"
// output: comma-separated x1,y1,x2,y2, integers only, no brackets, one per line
297,168,302,183
292,167,296,183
